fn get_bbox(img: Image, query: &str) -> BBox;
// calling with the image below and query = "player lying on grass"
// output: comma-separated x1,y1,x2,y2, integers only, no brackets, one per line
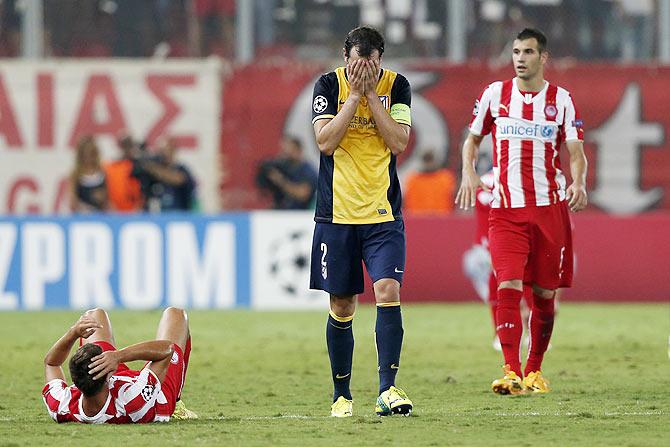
42,307,197,423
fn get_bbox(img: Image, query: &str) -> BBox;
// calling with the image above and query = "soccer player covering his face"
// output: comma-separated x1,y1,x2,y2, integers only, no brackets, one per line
456,28,588,395
310,26,413,417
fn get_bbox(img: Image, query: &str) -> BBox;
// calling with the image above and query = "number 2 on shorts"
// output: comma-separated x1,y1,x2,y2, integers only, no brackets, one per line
320,242,328,280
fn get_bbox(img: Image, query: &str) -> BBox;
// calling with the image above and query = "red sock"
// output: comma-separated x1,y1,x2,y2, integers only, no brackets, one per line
525,293,555,376
496,288,523,376
488,273,498,332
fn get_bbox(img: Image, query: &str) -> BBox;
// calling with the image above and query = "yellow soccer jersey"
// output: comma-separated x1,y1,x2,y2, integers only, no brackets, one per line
311,67,411,224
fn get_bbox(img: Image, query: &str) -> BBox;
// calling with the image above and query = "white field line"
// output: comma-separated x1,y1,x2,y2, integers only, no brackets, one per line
216,415,329,420
492,411,664,417
206,410,665,420
2,411,663,423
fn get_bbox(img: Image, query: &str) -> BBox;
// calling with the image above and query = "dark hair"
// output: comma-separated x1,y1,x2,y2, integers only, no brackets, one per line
69,344,106,397
516,28,547,53
344,26,384,58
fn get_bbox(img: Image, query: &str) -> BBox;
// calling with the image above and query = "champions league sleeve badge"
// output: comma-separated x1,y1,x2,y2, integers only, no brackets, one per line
313,95,328,114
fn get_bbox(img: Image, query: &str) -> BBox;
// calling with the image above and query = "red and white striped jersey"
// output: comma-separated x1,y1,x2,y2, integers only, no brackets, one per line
42,366,171,424
470,78,584,208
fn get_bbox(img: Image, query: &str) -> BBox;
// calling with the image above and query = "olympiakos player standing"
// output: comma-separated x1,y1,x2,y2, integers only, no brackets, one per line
464,169,534,351
456,28,588,395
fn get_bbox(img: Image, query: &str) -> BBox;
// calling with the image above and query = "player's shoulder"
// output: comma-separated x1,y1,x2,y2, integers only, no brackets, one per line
489,80,506,89
42,378,69,396
315,71,338,87
391,71,410,88
556,85,574,104
43,380,78,415
313,71,339,101
548,82,575,102
111,368,142,381
479,80,506,97
383,67,405,80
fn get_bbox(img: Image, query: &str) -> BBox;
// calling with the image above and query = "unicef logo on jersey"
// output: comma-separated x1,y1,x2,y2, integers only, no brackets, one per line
540,125,555,138
497,118,558,141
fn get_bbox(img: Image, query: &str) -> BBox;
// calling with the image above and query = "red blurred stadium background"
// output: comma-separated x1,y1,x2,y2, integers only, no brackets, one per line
1,1,669,306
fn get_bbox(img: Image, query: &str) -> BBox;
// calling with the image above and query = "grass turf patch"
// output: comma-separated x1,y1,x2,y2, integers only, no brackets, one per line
0,303,667,446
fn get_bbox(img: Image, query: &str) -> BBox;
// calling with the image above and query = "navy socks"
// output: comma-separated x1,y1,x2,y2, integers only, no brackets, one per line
375,304,404,395
326,312,354,401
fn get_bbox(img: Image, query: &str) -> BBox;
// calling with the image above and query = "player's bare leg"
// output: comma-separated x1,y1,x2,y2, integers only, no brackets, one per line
154,306,190,380
155,306,189,352
522,285,556,393
328,295,356,417
373,278,412,415
491,280,526,395
80,308,115,346
155,307,197,419
330,295,357,319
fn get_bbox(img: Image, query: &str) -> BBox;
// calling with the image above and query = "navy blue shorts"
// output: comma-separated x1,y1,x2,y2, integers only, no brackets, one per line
309,219,406,296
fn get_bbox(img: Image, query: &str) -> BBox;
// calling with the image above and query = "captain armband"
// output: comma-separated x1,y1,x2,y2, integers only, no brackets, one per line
390,103,411,126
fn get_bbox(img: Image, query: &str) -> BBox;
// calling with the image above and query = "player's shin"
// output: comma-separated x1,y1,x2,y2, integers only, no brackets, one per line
525,293,555,375
326,312,354,401
375,303,404,394
488,274,499,333
496,288,524,376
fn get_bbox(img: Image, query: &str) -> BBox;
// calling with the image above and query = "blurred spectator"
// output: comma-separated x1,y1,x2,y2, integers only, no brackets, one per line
617,0,655,61
404,149,457,214
193,0,236,57
0,0,20,57
138,138,197,212
155,0,191,57
20,0,668,62
70,136,108,213
104,134,144,212
256,135,317,210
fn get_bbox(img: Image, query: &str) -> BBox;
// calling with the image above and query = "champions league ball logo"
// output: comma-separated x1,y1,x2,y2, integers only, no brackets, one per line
313,95,328,114
268,230,312,296
141,385,155,402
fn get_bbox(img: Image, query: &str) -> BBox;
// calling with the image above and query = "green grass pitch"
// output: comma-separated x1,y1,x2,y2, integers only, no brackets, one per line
0,303,667,446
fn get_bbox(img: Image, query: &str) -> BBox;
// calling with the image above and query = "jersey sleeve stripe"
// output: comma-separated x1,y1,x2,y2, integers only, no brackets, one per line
123,368,161,422
498,80,514,207
42,379,71,417
544,85,560,203
563,91,584,141
469,85,494,136
311,114,335,124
